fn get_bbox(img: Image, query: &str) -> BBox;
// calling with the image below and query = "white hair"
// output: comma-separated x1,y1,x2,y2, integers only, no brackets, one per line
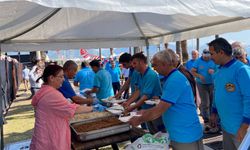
153,49,178,66
231,41,245,50
232,41,246,56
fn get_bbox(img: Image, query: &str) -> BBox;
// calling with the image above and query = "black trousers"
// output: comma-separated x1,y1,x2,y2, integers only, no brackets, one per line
123,77,129,99
112,82,120,95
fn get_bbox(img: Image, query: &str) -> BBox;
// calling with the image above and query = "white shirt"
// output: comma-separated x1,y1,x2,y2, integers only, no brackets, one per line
121,68,129,78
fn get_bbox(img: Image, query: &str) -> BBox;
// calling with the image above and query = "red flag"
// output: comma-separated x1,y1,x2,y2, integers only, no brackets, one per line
82,54,88,58
80,48,87,55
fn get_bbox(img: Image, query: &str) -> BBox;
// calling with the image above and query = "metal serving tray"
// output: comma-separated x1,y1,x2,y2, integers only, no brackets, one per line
70,111,114,124
71,117,130,142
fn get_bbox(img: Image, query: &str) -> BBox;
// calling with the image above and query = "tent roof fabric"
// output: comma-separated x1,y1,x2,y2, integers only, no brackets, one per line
1,0,250,51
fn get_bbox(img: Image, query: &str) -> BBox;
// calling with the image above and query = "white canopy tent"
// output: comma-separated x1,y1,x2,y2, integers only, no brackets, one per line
0,0,250,52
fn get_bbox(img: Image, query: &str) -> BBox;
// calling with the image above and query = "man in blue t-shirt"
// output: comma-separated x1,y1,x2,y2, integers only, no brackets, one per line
209,38,250,150
107,60,121,95
85,59,114,102
73,61,95,92
191,49,216,125
123,53,164,134
129,50,203,150
122,53,161,111
105,56,119,71
114,53,140,99
185,50,199,71
58,60,93,105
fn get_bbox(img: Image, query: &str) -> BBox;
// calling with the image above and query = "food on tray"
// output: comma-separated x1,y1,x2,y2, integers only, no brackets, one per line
72,117,124,132
70,111,112,123
101,97,127,104
109,104,124,110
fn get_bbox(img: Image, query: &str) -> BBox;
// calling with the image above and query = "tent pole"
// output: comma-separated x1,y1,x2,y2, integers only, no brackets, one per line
18,52,21,62
99,48,102,59
164,43,168,49
145,39,150,65
0,79,3,150
110,48,114,57
196,38,200,51
0,44,4,150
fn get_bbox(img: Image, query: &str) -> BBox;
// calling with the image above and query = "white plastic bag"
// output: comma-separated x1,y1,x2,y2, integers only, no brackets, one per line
125,132,169,150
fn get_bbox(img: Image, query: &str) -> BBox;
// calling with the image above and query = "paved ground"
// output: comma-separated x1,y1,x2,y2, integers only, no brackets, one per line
203,132,223,150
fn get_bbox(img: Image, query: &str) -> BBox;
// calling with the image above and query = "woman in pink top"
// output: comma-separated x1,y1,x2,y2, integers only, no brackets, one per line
30,65,93,150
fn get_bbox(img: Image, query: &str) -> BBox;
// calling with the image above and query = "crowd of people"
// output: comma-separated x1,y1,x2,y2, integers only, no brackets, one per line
25,37,250,150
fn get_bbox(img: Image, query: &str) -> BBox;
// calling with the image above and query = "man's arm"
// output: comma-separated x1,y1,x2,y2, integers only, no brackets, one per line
88,87,99,94
122,89,139,108
125,94,148,113
191,68,200,78
115,78,131,98
236,123,249,142
191,68,205,83
236,67,250,142
129,101,171,126
125,72,161,113
84,87,99,97
71,96,93,105
210,90,218,127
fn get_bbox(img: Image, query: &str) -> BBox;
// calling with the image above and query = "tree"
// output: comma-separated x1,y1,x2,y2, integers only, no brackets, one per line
176,41,182,63
181,40,188,63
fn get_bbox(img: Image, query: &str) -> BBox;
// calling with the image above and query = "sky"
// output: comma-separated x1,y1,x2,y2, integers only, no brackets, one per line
168,29,250,55
199,30,250,53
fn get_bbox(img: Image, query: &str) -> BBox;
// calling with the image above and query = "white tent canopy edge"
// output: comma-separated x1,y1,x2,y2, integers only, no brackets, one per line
0,0,250,52
11,0,250,17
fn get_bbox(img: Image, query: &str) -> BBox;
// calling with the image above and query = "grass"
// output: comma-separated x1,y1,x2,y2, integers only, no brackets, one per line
3,85,35,145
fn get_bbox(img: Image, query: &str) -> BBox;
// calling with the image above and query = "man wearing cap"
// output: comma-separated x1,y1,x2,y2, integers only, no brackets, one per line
208,38,250,150
191,49,216,127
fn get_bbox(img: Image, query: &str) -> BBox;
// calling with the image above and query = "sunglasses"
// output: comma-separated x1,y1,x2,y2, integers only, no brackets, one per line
234,55,243,59
203,52,210,54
